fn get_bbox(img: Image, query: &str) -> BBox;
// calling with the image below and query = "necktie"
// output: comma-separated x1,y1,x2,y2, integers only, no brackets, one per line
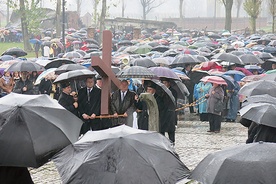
87,88,91,101
121,91,125,102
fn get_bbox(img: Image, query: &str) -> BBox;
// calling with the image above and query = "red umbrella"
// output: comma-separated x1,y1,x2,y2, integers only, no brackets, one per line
200,61,222,71
234,67,253,76
200,76,227,85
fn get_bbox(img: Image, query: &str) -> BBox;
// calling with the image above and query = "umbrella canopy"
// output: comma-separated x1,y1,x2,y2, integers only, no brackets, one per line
6,60,44,72
189,142,276,184
63,51,83,59
200,61,222,71
240,75,263,82
55,64,87,75
171,80,190,99
239,103,276,128
53,125,189,184
200,76,227,85
45,58,75,69
151,45,170,52
0,55,15,61
144,79,176,107
35,59,52,67
133,44,152,54
171,68,190,80
54,69,96,83
0,60,19,69
211,73,235,89
239,80,276,97
239,54,264,64
170,54,201,67
1,47,27,57
224,70,246,81
0,93,83,168
234,67,253,76
116,66,156,78
212,53,244,65
132,58,157,68
152,57,170,66
34,68,57,85
261,73,276,81
149,66,181,81
242,94,276,107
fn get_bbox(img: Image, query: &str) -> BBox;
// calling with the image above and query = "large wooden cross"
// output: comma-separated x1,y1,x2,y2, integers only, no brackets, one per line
91,30,121,115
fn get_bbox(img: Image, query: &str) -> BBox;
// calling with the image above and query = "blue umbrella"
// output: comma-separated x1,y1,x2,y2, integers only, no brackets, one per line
0,55,15,61
224,70,246,81
29,38,41,44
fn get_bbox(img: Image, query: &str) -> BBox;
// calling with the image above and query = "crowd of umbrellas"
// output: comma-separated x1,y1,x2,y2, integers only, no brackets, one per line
2,29,276,183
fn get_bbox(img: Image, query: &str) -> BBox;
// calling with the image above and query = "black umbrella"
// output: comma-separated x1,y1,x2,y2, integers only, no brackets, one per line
238,80,276,97
151,45,170,53
230,50,246,56
257,52,273,59
242,94,276,107
0,93,83,168
1,47,27,57
55,64,87,75
189,142,276,184
170,54,201,67
239,54,264,64
190,70,210,84
53,125,189,184
170,80,190,100
144,79,176,107
116,66,156,78
239,102,276,128
132,58,156,68
45,58,75,69
54,69,96,83
6,60,44,72
212,53,244,65
117,40,133,46
75,49,86,57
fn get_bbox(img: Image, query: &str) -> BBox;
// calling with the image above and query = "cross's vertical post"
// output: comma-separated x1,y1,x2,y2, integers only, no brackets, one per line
100,30,112,114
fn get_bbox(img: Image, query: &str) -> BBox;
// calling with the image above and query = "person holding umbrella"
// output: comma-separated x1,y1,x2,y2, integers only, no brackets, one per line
13,71,34,94
205,82,224,133
58,81,79,117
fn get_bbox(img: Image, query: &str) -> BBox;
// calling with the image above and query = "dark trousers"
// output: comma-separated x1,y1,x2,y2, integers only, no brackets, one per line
160,132,175,143
208,113,222,132
188,94,194,113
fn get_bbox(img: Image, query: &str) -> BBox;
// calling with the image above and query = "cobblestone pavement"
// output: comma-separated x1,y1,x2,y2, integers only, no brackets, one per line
30,117,248,183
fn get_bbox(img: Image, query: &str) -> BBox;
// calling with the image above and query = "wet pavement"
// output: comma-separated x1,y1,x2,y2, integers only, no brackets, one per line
29,114,248,183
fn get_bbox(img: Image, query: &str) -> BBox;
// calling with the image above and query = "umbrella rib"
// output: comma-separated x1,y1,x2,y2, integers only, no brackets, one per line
123,138,172,183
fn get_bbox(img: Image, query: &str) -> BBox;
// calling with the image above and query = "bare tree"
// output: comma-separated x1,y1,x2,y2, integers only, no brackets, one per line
56,0,61,37
140,0,164,20
269,0,276,33
122,0,127,17
93,0,100,26
179,0,184,19
76,0,83,16
235,0,244,17
99,0,107,43
243,0,262,33
222,0,234,32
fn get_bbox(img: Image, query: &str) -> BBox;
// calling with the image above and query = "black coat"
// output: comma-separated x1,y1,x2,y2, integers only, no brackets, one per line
78,87,101,117
58,92,78,116
13,79,34,94
38,78,52,95
78,87,102,132
111,89,136,126
156,93,176,132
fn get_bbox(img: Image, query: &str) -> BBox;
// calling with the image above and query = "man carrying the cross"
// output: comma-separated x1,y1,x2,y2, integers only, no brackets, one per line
78,77,101,134
110,79,137,127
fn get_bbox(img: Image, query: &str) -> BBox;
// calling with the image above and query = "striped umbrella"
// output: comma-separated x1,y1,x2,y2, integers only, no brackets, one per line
116,66,156,78
200,76,227,85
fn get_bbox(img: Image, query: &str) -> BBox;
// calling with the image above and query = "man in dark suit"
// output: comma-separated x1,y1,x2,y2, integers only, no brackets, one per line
78,77,101,133
111,80,137,127
58,81,79,117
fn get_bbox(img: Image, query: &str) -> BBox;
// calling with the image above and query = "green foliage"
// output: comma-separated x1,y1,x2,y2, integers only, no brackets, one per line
7,0,47,35
243,0,262,18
